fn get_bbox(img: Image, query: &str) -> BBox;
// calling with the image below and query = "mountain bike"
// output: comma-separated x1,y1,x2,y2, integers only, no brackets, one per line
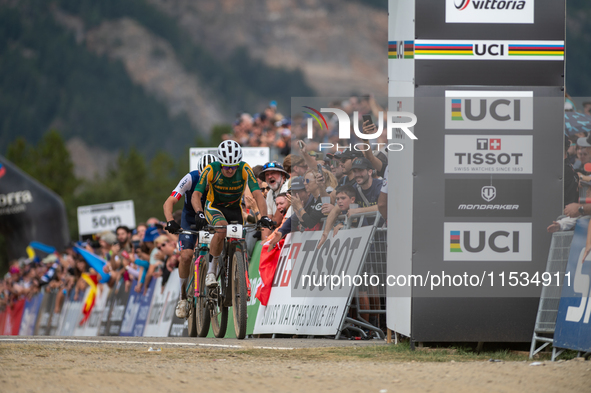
181,222,260,339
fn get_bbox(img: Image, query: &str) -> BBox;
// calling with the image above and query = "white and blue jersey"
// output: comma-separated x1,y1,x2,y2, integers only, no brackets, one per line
170,170,207,250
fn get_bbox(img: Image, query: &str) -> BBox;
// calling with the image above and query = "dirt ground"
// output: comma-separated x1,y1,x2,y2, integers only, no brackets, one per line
0,342,589,393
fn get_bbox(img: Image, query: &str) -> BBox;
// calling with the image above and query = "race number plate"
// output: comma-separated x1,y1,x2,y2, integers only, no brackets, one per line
227,224,243,239
199,231,212,244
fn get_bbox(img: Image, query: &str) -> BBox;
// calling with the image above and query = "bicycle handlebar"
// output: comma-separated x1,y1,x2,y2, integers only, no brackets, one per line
181,221,274,236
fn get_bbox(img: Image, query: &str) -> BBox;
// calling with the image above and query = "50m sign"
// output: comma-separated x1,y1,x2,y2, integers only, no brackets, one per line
77,200,136,237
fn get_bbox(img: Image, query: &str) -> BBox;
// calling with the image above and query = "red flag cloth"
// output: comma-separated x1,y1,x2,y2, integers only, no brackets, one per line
255,239,285,306
2,299,25,335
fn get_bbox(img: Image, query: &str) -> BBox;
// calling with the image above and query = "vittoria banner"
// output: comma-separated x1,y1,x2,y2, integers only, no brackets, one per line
445,0,535,24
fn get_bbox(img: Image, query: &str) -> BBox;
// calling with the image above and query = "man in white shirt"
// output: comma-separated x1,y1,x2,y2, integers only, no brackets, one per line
258,161,289,238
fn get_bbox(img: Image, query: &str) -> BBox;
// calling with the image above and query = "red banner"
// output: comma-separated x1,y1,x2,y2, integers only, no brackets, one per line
1,299,26,335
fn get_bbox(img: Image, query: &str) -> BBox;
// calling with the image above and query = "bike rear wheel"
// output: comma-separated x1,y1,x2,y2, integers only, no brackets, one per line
187,255,198,337
232,247,248,339
195,253,211,337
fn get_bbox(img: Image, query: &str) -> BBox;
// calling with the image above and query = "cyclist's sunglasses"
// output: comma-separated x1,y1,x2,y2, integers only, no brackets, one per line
221,165,238,170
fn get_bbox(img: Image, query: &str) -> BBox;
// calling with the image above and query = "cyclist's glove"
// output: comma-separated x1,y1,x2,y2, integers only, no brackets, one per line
258,216,274,229
165,220,181,234
194,211,208,231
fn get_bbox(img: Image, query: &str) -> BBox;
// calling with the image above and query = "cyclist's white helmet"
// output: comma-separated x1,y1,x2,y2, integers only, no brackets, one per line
197,154,217,172
217,140,242,166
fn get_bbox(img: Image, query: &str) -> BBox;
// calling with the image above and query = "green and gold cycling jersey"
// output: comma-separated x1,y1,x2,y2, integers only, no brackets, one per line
194,161,260,208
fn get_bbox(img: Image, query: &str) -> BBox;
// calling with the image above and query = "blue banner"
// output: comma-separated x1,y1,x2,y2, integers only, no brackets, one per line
119,279,156,337
553,217,591,353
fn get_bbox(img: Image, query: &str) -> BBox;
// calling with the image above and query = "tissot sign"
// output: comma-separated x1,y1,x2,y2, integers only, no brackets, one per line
446,0,534,24
444,222,532,261
445,91,533,129
444,135,533,174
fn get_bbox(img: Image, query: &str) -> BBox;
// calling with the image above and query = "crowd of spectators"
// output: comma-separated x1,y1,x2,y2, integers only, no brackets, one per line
0,216,186,314
240,95,390,335
222,95,389,158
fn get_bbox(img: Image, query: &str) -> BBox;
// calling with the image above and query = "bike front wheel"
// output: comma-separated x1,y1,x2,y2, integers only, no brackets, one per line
187,255,198,337
232,248,248,339
195,254,211,337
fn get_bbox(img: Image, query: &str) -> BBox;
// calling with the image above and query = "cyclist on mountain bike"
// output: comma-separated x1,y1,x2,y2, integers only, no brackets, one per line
163,153,217,318
192,140,273,287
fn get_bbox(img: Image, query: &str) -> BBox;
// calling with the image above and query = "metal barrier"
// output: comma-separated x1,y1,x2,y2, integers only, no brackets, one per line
529,231,573,360
317,211,387,340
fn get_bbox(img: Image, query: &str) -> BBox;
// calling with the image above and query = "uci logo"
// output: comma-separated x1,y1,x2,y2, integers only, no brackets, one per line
473,44,506,57
450,230,520,253
452,98,521,122
445,222,531,261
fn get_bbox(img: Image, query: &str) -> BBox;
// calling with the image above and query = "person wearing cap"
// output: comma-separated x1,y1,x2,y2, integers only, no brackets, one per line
337,148,365,187
259,161,290,238
349,157,384,225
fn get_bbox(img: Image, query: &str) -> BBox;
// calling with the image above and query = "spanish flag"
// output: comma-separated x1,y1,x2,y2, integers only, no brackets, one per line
80,273,98,325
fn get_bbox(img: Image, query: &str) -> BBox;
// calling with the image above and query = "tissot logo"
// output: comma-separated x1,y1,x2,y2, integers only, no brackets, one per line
444,222,532,261
477,139,501,150
446,91,533,130
446,0,534,24
445,179,532,218
445,135,533,174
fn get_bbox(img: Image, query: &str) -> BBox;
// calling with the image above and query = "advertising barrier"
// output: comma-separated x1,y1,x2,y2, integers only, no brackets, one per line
18,293,44,336
5,256,263,338
120,279,156,337
553,217,591,354
82,285,110,337
253,229,372,336
34,289,57,336
143,271,180,337
1,299,25,335
104,279,132,336
57,289,89,336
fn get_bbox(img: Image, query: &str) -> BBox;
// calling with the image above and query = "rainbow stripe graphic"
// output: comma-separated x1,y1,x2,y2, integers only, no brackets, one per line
451,99,463,121
302,106,328,130
508,44,564,57
415,40,565,60
388,41,414,59
0,163,5,179
450,231,462,252
415,43,473,56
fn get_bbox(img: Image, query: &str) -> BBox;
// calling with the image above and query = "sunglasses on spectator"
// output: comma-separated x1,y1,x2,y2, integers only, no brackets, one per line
305,178,315,183
262,186,271,191
262,162,281,170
